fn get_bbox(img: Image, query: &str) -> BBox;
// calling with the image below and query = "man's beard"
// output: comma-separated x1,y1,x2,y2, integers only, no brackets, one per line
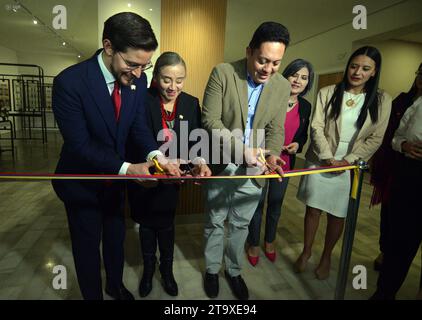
110,64,134,86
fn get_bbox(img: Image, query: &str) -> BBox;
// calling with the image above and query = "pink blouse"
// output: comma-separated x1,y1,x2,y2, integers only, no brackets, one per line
281,102,300,171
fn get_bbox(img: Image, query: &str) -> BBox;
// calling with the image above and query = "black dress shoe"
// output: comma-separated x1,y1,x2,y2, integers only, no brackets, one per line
162,273,178,296
204,272,219,298
105,283,135,300
139,275,153,297
224,271,249,300
369,290,395,300
139,261,155,298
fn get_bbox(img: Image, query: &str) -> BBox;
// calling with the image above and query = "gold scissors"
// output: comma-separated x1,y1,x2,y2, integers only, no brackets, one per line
152,158,165,175
181,162,195,176
257,148,276,174
153,158,194,177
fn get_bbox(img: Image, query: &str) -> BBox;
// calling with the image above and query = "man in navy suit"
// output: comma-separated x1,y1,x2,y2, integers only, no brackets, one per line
52,12,181,300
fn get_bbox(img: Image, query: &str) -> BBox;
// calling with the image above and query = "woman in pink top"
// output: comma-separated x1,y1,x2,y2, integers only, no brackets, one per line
247,59,314,266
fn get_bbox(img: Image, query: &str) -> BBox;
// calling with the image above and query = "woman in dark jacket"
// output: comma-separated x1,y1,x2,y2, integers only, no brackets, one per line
246,59,314,266
370,63,422,272
127,52,211,297
370,63,422,299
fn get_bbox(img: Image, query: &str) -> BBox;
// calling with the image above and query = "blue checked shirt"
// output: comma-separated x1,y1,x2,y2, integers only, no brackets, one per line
244,74,264,146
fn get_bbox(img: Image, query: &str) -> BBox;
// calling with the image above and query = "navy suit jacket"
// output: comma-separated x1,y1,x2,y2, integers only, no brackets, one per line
52,50,158,206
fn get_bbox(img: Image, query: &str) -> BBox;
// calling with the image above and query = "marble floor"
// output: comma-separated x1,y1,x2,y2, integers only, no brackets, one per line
0,132,420,300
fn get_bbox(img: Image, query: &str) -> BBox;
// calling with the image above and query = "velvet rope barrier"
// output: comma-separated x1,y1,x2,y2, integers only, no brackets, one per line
0,160,369,300
0,164,358,180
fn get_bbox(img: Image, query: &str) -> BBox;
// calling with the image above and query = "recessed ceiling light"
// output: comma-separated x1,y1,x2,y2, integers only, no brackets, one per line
33,19,38,25
149,8,153,11
62,41,66,46
127,3,132,7
77,54,81,59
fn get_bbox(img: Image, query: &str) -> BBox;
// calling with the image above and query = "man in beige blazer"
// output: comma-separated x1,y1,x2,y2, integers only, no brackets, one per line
201,22,291,300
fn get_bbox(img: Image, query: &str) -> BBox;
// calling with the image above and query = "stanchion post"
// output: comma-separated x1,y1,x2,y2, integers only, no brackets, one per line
334,160,369,300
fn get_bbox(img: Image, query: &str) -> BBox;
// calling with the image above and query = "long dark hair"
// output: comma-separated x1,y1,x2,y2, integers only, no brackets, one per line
406,62,422,97
327,46,382,129
282,59,314,97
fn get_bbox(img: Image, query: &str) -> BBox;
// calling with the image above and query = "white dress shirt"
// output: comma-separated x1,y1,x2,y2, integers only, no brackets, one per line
392,96,422,154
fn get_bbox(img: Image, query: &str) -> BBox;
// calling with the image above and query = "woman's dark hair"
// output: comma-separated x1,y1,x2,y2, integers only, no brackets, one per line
248,21,290,50
406,62,422,97
102,12,158,52
327,46,382,129
153,52,186,79
282,59,314,97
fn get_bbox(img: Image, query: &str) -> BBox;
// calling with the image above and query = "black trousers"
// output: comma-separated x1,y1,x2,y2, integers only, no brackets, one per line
65,200,125,300
378,200,392,254
247,178,289,246
128,182,178,229
128,182,179,273
374,156,422,299
139,223,175,273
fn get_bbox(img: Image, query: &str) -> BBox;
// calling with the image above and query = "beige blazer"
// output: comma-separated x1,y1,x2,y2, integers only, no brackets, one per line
202,59,290,177
305,84,392,164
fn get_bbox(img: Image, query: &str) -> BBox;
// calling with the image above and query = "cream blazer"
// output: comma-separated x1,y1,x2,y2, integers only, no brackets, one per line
305,84,392,164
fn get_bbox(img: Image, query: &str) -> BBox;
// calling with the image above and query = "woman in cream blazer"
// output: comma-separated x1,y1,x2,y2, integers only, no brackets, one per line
295,46,392,280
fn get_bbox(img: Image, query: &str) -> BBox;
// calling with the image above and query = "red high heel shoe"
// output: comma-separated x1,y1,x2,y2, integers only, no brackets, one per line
247,253,259,266
264,250,276,262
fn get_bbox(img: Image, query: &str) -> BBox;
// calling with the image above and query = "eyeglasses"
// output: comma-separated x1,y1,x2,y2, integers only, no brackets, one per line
117,51,153,72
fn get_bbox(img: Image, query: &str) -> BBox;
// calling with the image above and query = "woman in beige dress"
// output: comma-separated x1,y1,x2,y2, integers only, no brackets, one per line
295,46,392,279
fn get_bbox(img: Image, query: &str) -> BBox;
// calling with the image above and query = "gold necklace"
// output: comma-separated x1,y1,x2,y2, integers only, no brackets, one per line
346,98,355,107
288,99,297,108
345,91,364,108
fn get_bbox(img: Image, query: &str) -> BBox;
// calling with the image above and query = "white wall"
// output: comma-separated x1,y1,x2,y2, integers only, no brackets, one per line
0,45,19,74
1,44,78,77
281,1,422,105
16,52,79,77
97,0,161,84
224,0,422,107
2,1,163,79
355,39,422,99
